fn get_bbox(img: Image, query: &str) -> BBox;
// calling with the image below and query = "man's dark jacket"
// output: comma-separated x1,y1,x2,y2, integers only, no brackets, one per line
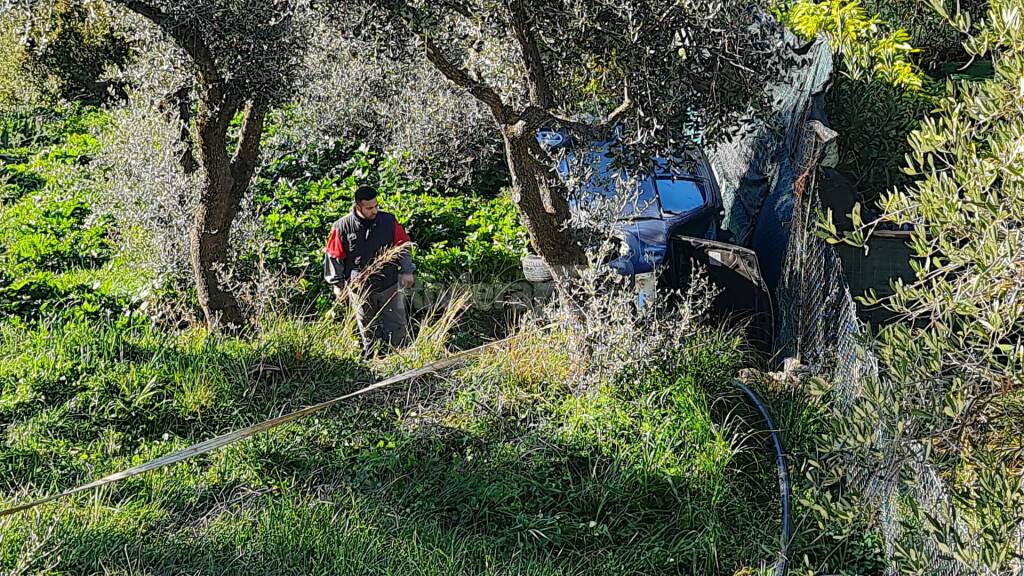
323,209,414,292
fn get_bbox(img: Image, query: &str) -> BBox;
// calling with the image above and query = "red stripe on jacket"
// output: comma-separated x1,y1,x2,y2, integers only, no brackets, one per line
393,221,411,246
325,228,345,259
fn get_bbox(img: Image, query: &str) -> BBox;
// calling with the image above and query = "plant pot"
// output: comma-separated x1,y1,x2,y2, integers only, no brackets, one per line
521,254,553,282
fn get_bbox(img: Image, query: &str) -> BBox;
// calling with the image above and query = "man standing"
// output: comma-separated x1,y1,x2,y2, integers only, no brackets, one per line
323,185,415,350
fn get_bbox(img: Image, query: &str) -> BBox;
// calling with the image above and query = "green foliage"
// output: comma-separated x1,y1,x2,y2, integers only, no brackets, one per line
816,1,1024,572
2,1,130,107
0,111,110,266
0,312,790,575
861,0,983,68
388,192,528,285
779,0,944,201
827,75,934,198
0,105,124,322
782,0,926,90
791,482,888,575
0,17,43,111
0,197,114,272
1,104,106,149
0,160,45,203
23,1,130,105
251,145,529,310
0,270,131,323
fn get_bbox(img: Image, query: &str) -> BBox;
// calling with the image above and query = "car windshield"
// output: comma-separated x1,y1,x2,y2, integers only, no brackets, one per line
556,144,708,220
561,150,660,219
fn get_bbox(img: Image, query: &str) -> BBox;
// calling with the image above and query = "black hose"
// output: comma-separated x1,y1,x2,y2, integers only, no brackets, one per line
731,379,792,576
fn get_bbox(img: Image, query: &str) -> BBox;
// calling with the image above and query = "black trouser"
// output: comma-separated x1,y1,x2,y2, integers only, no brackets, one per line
350,282,408,350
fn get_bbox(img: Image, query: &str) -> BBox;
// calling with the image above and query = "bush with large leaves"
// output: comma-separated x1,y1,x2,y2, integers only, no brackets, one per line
247,146,529,313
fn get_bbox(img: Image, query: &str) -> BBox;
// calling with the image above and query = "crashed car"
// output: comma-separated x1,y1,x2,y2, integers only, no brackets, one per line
535,130,724,273
530,35,835,349
533,129,773,341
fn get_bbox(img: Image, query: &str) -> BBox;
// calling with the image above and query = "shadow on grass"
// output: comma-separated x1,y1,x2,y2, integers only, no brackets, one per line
0,318,373,498
0,320,797,575
37,410,784,576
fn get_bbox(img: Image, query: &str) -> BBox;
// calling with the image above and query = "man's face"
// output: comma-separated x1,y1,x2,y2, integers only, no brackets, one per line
355,198,379,220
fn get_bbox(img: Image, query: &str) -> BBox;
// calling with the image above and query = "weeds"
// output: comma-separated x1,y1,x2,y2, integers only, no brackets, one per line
0,276,798,575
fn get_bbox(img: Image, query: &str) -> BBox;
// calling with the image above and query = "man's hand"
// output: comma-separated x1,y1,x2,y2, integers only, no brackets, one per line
400,273,415,290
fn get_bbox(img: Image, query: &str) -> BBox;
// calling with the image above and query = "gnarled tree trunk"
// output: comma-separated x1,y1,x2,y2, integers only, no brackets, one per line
109,0,286,331
502,128,584,273
159,84,199,176
191,94,266,329
404,1,593,279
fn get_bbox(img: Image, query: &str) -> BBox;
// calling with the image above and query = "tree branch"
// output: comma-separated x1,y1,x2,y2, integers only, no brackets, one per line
526,106,605,141
604,89,633,126
507,0,554,108
383,0,511,124
111,0,222,88
518,87,631,144
158,83,198,175
518,105,552,132
421,35,511,124
230,98,267,185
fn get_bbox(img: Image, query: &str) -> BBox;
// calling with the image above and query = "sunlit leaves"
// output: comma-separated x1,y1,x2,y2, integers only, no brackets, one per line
811,0,1024,572
782,0,926,90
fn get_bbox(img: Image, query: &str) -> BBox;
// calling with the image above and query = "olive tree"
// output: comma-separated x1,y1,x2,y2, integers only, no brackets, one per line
1,0,132,106
815,0,1024,572
5,0,308,328
341,0,789,277
111,0,308,328
280,19,503,190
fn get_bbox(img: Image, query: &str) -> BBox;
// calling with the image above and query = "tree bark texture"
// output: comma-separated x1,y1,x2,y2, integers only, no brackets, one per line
113,0,270,330
190,95,266,329
400,1,585,271
502,127,584,271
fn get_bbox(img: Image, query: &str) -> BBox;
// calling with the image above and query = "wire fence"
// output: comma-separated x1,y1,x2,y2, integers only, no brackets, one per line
775,121,1024,576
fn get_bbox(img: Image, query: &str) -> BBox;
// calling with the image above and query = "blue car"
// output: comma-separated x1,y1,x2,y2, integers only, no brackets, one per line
536,128,723,277
535,128,773,347
530,35,835,350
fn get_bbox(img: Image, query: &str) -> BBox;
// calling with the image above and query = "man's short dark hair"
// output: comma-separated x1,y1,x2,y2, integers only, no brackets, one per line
354,185,378,203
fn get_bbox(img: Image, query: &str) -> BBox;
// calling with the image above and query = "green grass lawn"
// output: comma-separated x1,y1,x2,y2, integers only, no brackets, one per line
0,314,794,575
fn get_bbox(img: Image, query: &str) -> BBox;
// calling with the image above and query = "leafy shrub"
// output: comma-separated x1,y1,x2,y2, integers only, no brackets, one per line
0,196,114,273
0,270,131,323
827,75,934,198
250,146,528,310
0,119,114,268
816,2,1024,572
1,106,106,205
862,0,986,69
90,100,199,311
0,17,43,111
0,105,106,148
386,191,528,284
0,105,125,324
415,240,521,286
782,0,925,90
0,161,45,203
280,29,504,191
13,0,131,106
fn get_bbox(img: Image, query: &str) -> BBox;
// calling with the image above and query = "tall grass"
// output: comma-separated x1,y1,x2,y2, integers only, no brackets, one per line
0,107,800,575
0,280,797,575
